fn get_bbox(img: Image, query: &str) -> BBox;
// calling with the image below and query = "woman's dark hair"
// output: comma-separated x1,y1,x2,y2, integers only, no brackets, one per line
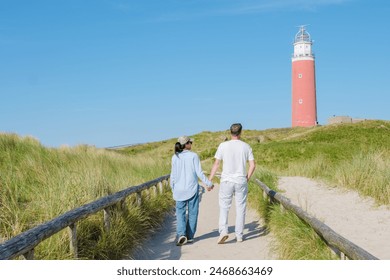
175,142,185,156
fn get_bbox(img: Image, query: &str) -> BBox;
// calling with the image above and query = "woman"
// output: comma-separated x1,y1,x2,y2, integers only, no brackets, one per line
170,136,213,246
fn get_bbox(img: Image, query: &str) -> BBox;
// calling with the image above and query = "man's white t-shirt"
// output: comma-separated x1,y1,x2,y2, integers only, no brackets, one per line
214,139,254,184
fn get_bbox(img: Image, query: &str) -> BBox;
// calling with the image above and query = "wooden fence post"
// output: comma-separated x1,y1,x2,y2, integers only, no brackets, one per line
280,203,285,213
269,194,276,204
153,185,157,197
120,198,127,211
23,249,34,260
103,208,111,232
68,223,78,259
158,182,163,194
340,251,347,260
136,192,142,206
165,179,170,190
328,245,341,259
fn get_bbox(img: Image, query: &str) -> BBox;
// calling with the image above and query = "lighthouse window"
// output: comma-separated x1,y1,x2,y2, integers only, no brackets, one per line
298,74,303,78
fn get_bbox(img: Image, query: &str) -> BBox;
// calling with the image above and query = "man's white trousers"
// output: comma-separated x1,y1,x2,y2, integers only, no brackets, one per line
218,181,248,239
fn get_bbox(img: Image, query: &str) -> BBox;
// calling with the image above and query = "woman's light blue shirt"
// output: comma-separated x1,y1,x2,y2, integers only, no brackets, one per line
170,150,212,201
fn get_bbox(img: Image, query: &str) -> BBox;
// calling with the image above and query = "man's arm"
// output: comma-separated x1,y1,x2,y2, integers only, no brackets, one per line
209,159,220,182
246,160,256,182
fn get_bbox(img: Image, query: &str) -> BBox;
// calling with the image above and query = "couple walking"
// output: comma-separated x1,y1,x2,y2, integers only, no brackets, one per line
170,123,256,246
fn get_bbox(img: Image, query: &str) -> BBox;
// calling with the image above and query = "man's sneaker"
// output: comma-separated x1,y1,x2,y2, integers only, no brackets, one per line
236,236,243,242
217,233,229,244
176,235,187,246
187,239,194,244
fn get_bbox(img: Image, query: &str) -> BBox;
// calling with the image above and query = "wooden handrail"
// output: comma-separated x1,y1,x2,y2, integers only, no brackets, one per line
0,174,170,260
254,178,379,260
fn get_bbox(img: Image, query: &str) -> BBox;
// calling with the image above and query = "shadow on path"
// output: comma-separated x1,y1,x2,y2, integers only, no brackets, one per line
195,221,269,244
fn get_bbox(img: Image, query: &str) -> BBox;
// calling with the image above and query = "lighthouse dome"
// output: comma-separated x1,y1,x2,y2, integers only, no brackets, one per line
294,26,311,43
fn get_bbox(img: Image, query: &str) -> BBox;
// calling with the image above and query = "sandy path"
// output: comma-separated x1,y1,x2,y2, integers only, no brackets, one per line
277,176,390,260
130,184,276,260
130,176,390,260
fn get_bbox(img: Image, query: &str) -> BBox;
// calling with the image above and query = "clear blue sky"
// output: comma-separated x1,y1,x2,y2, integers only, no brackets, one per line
1,0,389,148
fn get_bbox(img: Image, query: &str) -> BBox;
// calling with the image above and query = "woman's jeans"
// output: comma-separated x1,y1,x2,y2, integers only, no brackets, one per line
175,190,199,240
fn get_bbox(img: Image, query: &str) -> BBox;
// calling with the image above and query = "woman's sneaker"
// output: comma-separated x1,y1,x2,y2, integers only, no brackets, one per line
176,235,187,246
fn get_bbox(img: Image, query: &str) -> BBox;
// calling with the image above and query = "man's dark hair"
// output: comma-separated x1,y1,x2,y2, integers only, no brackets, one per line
230,123,242,136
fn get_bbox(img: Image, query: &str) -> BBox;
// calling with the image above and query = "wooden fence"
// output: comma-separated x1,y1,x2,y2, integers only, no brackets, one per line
0,175,170,260
254,178,379,260
1,174,379,260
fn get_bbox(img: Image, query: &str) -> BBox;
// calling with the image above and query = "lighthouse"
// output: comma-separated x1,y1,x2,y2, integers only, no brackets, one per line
292,26,318,127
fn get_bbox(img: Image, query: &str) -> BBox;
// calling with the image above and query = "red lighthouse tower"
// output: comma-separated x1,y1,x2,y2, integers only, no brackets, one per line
292,26,317,127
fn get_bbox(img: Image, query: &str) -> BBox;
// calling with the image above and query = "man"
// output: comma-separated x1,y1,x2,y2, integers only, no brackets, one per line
209,123,256,244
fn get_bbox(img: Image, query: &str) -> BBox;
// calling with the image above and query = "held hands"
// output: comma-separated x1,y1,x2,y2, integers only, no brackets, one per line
206,175,214,191
206,184,214,192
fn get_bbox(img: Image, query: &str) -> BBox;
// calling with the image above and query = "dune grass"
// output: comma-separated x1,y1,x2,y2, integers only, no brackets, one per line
0,133,172,259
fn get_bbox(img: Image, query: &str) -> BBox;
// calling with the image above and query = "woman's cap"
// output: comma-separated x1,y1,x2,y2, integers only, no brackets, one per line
178,136,193,145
